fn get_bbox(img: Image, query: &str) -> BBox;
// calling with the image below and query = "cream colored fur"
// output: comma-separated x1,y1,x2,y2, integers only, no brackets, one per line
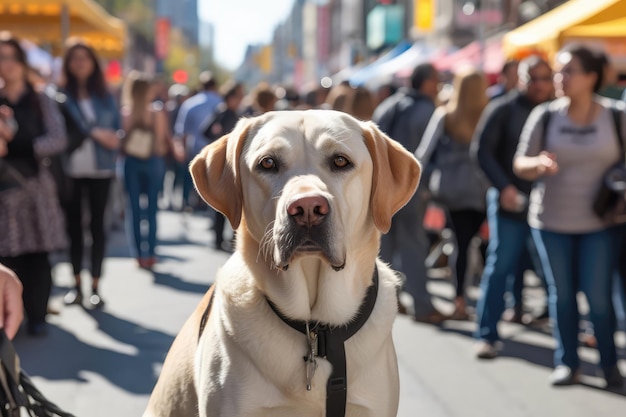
143,110,421,417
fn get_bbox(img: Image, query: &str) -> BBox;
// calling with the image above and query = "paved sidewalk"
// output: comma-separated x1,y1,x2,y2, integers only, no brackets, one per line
10,210,626,416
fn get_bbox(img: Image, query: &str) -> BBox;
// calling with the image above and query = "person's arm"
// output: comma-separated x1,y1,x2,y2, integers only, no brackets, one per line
155,108,181,161
371,95,398,135
90,94,121,150
513,104,559,181
33,92,67,157
414,107,445,165
472,99,511,191
173,100,191,153
0,263,23,340
414,100,436,145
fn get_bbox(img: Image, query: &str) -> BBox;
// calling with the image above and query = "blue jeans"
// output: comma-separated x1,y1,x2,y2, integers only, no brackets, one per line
475,188,536,342
531,227,618,370
124,156,165,259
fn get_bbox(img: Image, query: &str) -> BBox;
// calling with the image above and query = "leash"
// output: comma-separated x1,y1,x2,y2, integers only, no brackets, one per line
267,267,379,417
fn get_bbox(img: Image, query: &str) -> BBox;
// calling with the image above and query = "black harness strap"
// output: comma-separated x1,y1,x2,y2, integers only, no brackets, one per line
267,268,379,417
198,284,217,341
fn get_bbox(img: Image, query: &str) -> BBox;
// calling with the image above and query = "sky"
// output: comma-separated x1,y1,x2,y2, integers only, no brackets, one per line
199,0,296,70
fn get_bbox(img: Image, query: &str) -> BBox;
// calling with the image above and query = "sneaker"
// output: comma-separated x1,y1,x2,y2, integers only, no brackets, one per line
413,309,448,325
550,366,580,386
63,288,83,306
603,365,624,389
89,291,105,309
475,341,498,359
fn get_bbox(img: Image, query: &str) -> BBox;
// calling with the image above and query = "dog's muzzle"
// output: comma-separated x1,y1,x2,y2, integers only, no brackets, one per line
274,194,345,271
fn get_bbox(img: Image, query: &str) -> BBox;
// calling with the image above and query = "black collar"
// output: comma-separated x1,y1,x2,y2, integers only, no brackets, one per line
266,267,379,417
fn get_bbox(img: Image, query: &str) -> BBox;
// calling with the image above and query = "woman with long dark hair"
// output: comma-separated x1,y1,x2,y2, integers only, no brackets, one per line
60,40,120,308
514,45,624,387
0,32,67,336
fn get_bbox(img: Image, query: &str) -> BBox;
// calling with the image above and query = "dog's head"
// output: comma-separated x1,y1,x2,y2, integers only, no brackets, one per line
190,110,420,271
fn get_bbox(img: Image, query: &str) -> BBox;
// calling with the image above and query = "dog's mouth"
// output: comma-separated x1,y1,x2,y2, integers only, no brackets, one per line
273,227,345,272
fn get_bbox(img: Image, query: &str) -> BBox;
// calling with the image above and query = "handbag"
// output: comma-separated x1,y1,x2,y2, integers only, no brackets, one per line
0,330,75,417
592,160,626,225
591,106,626,225
427,134,488,211
123,127,154,160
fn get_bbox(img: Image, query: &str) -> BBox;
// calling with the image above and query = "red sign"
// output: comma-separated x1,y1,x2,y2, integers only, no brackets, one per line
172,69,188,84
155,17,170,60
105,60,122,83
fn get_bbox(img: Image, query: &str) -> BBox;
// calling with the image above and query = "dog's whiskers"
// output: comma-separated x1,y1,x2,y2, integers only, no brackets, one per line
257,221,275,265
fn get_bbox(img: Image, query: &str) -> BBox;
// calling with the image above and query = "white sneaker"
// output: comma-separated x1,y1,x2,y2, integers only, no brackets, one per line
475,341,498,359
550,366,580,386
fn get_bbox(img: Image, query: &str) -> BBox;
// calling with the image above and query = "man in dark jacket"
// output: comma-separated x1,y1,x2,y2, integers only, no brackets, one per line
472,56,554,358
372,62,447,324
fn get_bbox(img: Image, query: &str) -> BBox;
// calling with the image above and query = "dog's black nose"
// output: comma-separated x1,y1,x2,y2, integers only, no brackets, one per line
287,196,329,228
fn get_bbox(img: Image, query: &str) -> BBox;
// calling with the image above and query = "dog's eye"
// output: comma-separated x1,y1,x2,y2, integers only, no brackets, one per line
332,155,352,169
258,156,278,171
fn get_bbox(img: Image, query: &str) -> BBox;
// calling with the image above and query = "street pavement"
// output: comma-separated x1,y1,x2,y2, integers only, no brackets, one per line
11,210,626,416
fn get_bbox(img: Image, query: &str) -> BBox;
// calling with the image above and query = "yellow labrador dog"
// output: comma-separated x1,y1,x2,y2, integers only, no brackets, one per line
144,110,420,417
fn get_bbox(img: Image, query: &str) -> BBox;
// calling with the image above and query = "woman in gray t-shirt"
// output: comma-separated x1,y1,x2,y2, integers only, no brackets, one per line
514,45,624,388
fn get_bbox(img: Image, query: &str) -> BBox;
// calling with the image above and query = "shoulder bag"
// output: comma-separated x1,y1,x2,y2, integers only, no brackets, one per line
428,127,489,212
592,106,626,225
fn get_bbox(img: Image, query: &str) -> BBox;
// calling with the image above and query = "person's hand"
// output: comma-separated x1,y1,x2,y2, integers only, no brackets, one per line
0,138,7,157
92,127,120,150
172,140,185,163
536,151,559,177
0,106,15,142
0,263,23,339
500,185,523,211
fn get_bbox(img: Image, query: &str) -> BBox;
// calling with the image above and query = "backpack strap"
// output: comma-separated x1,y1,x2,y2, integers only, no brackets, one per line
539,102,553,152
610,102,625,160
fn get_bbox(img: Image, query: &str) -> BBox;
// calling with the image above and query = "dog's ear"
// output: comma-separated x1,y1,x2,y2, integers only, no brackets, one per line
189,119,250,230
362,121,421,234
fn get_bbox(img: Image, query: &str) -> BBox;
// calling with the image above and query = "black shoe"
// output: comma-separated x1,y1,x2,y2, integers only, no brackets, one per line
604,365,624,389
27,322,48,337
63,288,83,306
89,290,105,309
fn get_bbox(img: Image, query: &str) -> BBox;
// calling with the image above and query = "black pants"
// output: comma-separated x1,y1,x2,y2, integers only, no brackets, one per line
0,252,51,325
66,178,112,278
449,209,486,298
213,210,226,246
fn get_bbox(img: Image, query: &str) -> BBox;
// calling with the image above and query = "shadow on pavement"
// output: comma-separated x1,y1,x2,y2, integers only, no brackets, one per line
151,270,210,294
13,312,174,395
437,323,626,396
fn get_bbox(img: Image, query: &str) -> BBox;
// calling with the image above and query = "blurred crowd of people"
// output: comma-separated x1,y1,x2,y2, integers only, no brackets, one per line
0,28,624,392
370,45,626,390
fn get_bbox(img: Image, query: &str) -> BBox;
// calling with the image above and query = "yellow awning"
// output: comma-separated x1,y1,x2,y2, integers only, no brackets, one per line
0,0,126,58
562,16,626,39
502,0,626,61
